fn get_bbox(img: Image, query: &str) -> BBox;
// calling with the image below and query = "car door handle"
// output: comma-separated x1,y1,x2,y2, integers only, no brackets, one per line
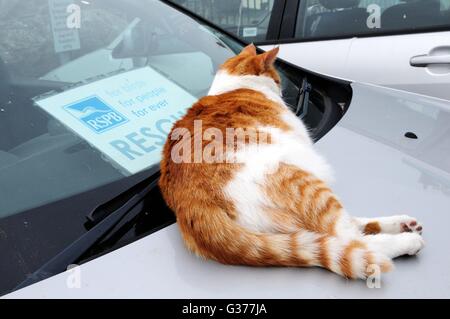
410,54,450,67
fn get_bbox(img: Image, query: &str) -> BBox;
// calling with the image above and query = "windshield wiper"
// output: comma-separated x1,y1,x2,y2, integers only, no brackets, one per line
295,78,312,119
13,174,160,292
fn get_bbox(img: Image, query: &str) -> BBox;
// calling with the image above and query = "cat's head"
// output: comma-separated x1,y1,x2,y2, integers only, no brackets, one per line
220,44,281,87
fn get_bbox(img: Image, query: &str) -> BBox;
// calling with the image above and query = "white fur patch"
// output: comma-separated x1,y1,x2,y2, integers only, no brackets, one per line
296,231,320,262
280,111,313,144
334,212,362,239
213,70,334,231
324,237,347,275
208,71,285,105
364,233,425,258
223,156,276,232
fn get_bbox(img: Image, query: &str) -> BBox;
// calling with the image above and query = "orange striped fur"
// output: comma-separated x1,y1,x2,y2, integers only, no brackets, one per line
159,44,424,280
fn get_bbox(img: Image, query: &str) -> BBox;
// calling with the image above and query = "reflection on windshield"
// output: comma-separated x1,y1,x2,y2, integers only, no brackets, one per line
0,0,236,218
169,0,275,42
35,67,197,176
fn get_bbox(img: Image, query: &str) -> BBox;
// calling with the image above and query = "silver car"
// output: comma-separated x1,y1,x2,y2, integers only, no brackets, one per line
169,0,450,101
1,0,449,298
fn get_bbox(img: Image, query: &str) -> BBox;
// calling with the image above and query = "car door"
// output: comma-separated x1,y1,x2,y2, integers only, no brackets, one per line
169,1,450,100
275,0,450,101
345,0,450,101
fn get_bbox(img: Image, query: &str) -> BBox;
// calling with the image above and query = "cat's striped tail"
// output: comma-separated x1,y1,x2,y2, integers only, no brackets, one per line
178,206,393,280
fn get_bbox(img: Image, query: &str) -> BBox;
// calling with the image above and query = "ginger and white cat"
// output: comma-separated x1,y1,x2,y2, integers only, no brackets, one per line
159,44,424,279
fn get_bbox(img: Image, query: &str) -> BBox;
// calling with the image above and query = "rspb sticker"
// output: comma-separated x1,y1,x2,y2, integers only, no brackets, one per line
64,96,129,134
35,67,196,175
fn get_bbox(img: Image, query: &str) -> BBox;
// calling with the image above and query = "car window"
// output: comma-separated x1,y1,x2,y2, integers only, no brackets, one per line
295,0,450,40
0,0,303,219
0,0,242,295
0,0,238,218
168,0,276,42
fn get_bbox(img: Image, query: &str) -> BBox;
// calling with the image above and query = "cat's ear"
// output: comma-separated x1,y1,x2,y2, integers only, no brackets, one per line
258,46,279,67
240,43,257,56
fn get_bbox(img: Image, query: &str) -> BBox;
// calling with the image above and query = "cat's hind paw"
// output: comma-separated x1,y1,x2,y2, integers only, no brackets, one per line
399,217,423,235
401,232,425,256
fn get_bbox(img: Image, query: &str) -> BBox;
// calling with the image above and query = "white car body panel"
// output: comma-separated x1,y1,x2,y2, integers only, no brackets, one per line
261,39,355,82
261,31,450,101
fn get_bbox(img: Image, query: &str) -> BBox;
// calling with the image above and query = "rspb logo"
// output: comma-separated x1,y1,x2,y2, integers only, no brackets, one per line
64,96,128,134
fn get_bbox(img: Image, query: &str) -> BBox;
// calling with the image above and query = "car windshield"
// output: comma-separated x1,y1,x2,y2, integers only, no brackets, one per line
0,0,315,296
0,0,255,218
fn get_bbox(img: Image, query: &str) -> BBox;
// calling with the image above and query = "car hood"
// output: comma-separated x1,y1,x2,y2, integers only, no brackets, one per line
6,82,450,298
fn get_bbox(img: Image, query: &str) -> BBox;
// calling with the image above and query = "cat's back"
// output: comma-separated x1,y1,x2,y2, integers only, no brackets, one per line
159,88,287,208
174,88,286,131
